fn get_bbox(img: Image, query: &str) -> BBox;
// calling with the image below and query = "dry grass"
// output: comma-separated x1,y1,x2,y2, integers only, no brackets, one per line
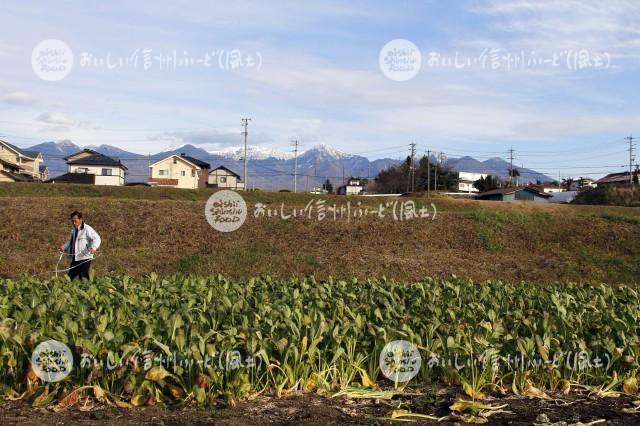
0,183,639,283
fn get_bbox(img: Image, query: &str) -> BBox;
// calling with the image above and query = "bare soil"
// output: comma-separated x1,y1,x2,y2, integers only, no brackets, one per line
1,391,638,425
1,193,639,284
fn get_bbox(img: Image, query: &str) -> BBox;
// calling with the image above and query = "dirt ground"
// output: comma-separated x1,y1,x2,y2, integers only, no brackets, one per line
2,194,640,284
1,390,639,425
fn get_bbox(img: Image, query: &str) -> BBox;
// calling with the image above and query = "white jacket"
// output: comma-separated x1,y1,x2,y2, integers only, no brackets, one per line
62,223,101,261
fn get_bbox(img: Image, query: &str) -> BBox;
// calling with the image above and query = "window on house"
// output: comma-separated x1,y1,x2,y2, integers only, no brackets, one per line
102,168,112,176
220,176,227,183
77,168,89,173
173,158,177,164
159,169,168,176
181,170,186,176
191,170,196,177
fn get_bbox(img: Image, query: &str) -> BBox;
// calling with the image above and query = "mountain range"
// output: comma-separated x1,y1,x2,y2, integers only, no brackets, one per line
26,141,554,190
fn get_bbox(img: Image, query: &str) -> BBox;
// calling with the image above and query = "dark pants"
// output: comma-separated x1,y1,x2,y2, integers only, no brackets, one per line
69,259,92,280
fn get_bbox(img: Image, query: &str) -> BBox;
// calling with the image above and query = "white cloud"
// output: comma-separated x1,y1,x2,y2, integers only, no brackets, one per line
470,0,640,63
3,91,38,106
35,112,75,126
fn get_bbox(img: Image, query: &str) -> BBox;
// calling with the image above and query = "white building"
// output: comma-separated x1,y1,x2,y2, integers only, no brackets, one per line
337,178,364,195
208,166,245,190
458,171,487,193
148,153,210,189
49,149,127,186
568,177,596,191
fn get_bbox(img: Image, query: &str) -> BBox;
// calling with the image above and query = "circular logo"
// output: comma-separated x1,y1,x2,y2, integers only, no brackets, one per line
31,39,74,81
378,39,421,82
205,190,247,232
379,340,421,382
31,339,73,382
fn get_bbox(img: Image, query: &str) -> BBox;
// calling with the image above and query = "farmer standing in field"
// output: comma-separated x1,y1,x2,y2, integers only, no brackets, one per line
59,211,101,280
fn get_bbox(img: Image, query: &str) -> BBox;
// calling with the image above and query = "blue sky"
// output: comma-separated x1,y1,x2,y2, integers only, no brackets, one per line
1,0,639,179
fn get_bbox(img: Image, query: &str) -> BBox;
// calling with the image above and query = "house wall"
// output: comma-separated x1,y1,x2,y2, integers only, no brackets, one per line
503,191,549,203
0,144,19,166
458,172,487,193
18,158,40,177
208,169,245,189
68,164,125,186
150,157,201,189
0,144,41,178
458,182,479,193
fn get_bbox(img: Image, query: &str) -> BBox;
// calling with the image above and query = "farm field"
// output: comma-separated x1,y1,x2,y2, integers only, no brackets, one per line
1,183,640,283
1,184,640,424
1,275,639,424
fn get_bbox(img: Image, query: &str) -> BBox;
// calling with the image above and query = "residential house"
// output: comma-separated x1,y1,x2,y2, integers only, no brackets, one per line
458,171,487,193
0,140,44,182
208,165,245,190
528,183,564,194
337,178,364,195
39,165,49,181
476,186,552,203
594,172,636,186
568,177,596,191
49,149,128,186
310,186,328,194
148,153,210,189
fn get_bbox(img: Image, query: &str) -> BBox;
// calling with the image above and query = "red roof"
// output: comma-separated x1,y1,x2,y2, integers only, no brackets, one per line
148,177,179,186
594,172,633,185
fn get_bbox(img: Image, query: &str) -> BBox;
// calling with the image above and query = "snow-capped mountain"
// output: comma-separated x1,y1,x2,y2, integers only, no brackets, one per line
24,140,551,190
208,145,297,161
207,144,351,161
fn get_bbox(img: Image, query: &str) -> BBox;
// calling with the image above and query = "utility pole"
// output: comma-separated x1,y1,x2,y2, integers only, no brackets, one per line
508,147,515,187
314,157,317,190
291,138,299,192
241,118,251,191
427,150,431,195
434,152,438,192
626,135,637,184
407,142,416,193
